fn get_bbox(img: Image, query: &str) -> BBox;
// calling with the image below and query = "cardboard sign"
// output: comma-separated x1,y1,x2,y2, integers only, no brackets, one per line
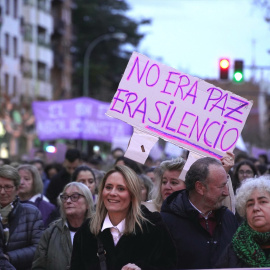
106,52,253,162
33,97,132,141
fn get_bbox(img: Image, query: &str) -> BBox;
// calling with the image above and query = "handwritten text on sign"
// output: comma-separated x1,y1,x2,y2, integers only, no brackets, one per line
106,52,253,158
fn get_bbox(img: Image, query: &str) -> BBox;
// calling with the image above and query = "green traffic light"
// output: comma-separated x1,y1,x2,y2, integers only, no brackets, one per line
233,72,243,82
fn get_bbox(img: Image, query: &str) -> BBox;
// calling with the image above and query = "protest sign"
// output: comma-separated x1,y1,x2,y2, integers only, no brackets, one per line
33,97,132,141
106,52,253,163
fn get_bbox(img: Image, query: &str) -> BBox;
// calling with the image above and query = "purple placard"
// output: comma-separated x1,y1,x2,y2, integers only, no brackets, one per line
32,97,132,141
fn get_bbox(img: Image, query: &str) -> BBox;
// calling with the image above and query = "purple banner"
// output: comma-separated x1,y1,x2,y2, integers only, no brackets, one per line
32,97,132,141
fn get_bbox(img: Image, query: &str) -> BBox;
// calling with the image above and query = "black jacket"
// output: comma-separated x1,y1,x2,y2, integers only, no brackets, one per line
4,199,44,270
0,222,15,270
46,168,70,205
160,189,239,269
70,205,177,270
215,242,249,268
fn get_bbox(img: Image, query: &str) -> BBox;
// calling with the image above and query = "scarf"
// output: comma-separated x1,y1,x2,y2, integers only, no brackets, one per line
232,221,270,267
0,202,14,224
0,202,14,245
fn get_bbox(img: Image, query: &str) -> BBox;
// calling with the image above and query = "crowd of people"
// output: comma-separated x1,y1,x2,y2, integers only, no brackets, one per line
0,147,270,269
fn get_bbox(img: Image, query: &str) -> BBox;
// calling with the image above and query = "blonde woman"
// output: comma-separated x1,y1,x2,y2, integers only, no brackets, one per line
143,157,186,212
70,165,176,270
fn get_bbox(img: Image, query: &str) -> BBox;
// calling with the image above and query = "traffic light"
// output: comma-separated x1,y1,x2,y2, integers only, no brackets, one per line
219,58,230,80
233,60,244,83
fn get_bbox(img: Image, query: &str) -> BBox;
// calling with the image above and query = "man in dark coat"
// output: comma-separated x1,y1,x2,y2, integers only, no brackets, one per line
46,148,82,205
161,157,239,269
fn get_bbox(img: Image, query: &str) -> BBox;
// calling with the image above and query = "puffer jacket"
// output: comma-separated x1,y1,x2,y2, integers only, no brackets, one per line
0,222,15,270
160,189,239,269
32,219,72,270
4,198,44,270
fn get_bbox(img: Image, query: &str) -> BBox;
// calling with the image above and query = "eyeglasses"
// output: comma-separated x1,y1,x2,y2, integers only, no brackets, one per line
238,170,254,176
60,193,85,202
0,185,15,192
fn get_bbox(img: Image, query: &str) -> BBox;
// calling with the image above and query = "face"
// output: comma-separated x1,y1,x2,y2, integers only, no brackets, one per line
246,189,270,233
33,162,43,176
238,164,254,182
65,159,81,175
63,186,88,220
161,170,185,200
102,172,131,218
18,169,34,198
48,168,57,179
202,165,229,211
146,171,156,184
76,170,96,195
0,177,18,207
141,184,148,202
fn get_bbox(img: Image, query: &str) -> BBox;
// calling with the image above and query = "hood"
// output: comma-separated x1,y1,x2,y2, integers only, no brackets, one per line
161,189,196,219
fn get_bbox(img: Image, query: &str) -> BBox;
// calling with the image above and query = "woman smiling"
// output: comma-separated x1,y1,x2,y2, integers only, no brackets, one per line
70,165,176,270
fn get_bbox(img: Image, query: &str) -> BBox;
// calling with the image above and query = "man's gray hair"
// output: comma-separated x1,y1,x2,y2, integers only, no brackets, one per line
185,157,222,191
236,175,270,218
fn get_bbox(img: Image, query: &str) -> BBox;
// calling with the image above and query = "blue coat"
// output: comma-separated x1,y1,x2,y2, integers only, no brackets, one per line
4,199,44,270
161,189,239,269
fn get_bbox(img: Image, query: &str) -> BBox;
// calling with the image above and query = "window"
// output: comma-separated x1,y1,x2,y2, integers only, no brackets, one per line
13,37,17,58
5,33,9,55
13,76,17,96
38,62,46,81
5,0,9,15
4,73,9,93
14,0,18,18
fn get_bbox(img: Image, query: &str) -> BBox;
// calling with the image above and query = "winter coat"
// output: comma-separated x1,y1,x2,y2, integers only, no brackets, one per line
70,205,177,270
32,219,72,270
160,189,239,269
4,199,44,270
0,222,16,270
215,242,249,268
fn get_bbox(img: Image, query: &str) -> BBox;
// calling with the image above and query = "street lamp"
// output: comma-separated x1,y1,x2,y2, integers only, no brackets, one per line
83,32,127,97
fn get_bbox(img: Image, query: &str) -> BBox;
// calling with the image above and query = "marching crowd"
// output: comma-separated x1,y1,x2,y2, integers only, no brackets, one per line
0,147,270,269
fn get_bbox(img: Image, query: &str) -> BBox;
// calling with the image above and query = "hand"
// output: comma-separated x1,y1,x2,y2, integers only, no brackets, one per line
121,263,141,270
220,151,235,174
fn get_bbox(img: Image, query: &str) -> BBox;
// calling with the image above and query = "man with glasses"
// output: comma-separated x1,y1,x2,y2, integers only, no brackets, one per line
161,157,239,269
0,165,43,270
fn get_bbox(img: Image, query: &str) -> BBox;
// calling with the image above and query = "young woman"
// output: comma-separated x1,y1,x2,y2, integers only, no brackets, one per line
70,165,177,270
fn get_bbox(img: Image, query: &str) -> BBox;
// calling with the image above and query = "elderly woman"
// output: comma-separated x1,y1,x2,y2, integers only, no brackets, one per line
17,164,56,227
0,165,43,270
72,165,98,206
216,175,270,268
70,165,177,270
143,157,186,212
32,182,94,270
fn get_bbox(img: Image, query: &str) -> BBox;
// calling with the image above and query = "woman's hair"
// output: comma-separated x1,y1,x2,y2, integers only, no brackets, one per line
233,160,257,192
58,182,94,221
90,165,147,236
0,165,20,188
71,165,96,183
138,174,154,201
236,175,270,218
17,164,43,195
152,157,186,211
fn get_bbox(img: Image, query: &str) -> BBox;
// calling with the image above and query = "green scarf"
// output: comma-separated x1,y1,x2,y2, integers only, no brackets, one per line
232,221,270,267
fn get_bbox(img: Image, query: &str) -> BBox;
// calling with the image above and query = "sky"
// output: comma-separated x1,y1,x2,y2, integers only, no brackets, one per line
126,0,270,82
